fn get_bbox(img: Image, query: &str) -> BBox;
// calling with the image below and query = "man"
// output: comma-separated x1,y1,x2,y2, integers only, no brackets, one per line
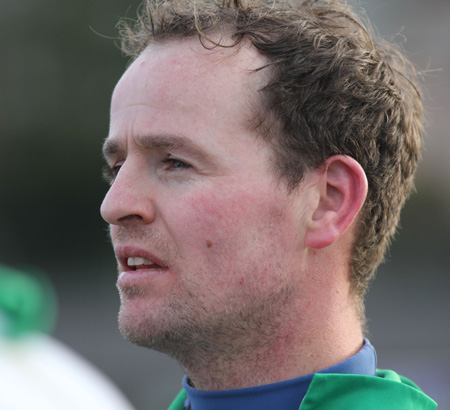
100,0,437,409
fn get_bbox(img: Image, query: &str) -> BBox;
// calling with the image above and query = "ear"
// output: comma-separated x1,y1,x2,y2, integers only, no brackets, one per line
304,155,368,249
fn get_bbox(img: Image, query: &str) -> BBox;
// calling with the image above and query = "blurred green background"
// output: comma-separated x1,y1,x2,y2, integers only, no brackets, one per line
1,0,449,409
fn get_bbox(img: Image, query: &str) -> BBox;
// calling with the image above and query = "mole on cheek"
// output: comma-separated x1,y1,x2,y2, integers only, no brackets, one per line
206,240,213,249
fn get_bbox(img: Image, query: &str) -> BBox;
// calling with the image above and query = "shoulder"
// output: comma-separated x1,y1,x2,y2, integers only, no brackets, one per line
299,370,437,410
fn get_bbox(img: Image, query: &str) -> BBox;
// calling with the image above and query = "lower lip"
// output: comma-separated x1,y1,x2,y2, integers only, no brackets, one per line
117,268,167,288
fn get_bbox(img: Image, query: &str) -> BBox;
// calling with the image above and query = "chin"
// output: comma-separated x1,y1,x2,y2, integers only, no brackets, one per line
118,305,159,349
117,297,189,357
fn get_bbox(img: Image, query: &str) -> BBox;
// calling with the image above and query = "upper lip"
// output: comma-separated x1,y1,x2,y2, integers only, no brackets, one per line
114,245,168,271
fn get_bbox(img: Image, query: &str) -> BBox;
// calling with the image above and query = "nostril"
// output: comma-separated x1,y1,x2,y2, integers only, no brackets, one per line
117,214,145,224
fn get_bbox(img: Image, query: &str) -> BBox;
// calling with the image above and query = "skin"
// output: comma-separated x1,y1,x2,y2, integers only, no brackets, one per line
100,37,367,390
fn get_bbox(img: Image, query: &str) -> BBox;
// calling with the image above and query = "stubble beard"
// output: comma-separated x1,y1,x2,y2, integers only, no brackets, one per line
113,227,298,381
117,276,296,374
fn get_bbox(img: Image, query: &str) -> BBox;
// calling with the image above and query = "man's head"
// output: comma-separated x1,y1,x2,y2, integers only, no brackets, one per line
100,0,423,381
117,0,423,306
100,38,328,381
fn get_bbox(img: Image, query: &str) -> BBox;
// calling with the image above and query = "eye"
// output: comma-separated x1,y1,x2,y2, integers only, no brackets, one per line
102,162,123,183
111,163,123,175
162,157,192,171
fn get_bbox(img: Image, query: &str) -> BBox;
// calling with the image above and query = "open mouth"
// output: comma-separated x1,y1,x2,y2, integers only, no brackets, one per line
126,256,164,271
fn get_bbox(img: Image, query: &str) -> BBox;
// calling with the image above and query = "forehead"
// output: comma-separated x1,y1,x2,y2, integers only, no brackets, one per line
110,37,267,135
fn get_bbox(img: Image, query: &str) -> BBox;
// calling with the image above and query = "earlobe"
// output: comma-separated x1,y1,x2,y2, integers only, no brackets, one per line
304,155,368,249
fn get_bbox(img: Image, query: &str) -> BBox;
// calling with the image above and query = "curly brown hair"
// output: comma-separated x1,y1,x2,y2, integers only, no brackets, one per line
117,0,423,308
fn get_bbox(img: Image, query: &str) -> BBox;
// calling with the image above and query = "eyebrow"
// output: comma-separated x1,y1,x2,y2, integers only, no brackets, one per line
102,138,122,159
102,133,214,164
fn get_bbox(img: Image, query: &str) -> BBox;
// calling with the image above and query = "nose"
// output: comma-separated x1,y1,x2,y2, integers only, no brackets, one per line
100,165,156,226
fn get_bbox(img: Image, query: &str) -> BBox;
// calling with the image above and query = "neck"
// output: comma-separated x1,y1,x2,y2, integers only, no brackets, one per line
176,283,363,391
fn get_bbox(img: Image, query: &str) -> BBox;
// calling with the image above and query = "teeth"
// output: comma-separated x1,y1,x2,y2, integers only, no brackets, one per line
127,257,154,266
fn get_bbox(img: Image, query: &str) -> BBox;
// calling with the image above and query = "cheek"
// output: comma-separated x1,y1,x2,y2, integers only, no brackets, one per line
177,188,262,246
171,186,301,273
